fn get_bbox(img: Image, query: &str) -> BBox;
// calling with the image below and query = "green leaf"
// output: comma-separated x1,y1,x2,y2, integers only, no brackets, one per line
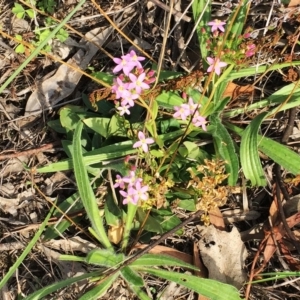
83,117,110,138
15,44,25,54
192,0,211,65
132,254,198,271
120,266,144,287
12,3,25,18
156,91,183,109
36,129,186,173
209,115,239,185
105,191,122,226
240,112,268,186
107,115,129,137
130,285,152,300
60,106,83,130
226,61,300,81
227,0,249,49
79,273,119,300
73,121,113,249
178,199,196,211
86,249,124,267
91,71,114,85
25,271,102,300
225,121,300,176
182,141,200,160
57,28,69,42
138,268,242,300
258,136,300,175
136,208,163,233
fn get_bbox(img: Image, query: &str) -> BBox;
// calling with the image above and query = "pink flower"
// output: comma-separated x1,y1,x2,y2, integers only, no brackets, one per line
192,113,207,131
114,174,126,189
173,104,191,120
123,171,142,187
121,91,138,107
133,131,154,153
128,73,150,94
207,19,226,32
245,44,255,57
187,97,198,113
128,50,145,69
134,181,149,201
119,189,139,205
112,77,130,99
117,104,131,116
113,54,136,75
207,57,227,75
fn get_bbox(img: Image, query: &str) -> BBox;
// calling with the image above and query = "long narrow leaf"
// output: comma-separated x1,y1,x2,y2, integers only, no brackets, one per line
138,267,242,300
73,121,112,249
131,254,198,271
25,271,102,300
210,115,239,185
240,112,268,186
78,273,119,300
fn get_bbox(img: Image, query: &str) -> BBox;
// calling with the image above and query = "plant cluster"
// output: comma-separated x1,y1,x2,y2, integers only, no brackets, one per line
2,1,300,299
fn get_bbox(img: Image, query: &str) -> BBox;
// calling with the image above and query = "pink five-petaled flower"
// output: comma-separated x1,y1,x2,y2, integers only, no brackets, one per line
128,73,150,94
119,188,139,205
123,171,142,187
207,19,226,32
207,57,227,76
173,103,191,120
133,131,154,153
120,90,138,107
113,174,126,189
117,104,131,116
112,77,130,99
134,181,149,201
187,97,199,113
113,54,136,76
128,50,145,69
192,113,207,131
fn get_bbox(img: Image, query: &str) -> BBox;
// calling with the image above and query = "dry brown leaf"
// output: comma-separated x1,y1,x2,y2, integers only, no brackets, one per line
222,82,254,100
209,207,225,230
198,225,247,289
133,244,192,264
108,225,124,244
288,0,300,7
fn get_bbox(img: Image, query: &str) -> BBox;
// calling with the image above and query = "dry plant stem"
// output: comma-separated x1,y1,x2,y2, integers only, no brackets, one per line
90,0,155,63
149,0,191,22
173,0,210,70
245,233,270,300
0,30,111,88
274,164,300,254
151,0,174,89
31,183,99,244
282,108,296,143
172,0,189,70
0,142,60,161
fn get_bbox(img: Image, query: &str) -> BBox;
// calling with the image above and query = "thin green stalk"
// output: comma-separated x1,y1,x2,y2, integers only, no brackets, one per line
121,203,138,252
